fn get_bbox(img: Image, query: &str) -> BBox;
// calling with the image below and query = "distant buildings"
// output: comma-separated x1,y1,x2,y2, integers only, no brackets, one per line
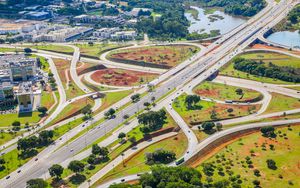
92,28,137,40
0,55,37,82
0,55,42,112
32,26,93,42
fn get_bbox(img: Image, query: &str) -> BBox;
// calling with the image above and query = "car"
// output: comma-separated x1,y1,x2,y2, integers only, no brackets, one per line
6,176,10,179
59,138,62,140
82,124,85,127
35,158,38,161
17,170,21,173
70,149,74,152
121,179,125,182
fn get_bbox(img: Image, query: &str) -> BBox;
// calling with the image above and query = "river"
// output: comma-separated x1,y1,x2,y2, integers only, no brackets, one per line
185,6,247,35
267,30,300,48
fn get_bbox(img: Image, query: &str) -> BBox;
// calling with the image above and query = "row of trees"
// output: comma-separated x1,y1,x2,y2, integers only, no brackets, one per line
17,130,54,159
233,57,300,83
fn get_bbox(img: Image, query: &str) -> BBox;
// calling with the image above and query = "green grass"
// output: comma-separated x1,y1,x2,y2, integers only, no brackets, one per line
94,89,134,114
220,52,300,84
0,131,24,146
0,148,31,179
40,91,55,110
264,93,300,114
193,81,262,102
204,8,218,15
75,43,129,58
24,44,74,54
0,112,42,127
0,47,23,53
172,93,259,125
196,125,300,188
49,97,94,126
97,132,188,186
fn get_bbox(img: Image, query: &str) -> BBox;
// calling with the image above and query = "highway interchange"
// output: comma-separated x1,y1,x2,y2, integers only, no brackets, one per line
0,0,300,187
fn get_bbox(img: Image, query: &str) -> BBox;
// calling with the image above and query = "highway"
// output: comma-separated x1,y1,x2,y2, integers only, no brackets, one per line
0,0,298,187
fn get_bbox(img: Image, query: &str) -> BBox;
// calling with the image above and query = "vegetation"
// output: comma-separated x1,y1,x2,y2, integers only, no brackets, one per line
173,93,259,125
233,57,300,83
137,109,167,133
221,52,300,84
26,178,48,188
24,44,74,54
17,130,54,159
194,0,266,17
195,125,300,187
273,5,300,31
193,81,262,102
264,93,300,114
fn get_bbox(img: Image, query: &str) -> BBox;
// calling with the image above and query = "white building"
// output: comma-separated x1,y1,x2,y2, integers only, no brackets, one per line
111,31,137,40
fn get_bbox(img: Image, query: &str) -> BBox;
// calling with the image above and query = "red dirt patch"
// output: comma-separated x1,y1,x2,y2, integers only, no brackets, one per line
109,45,198,67
90,68,158,86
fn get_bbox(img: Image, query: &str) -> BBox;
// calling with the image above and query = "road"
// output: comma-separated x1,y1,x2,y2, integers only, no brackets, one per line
1,0,297,187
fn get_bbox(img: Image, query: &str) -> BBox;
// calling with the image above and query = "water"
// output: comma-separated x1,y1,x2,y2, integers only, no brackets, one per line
185,6,247,35
267,30,300,48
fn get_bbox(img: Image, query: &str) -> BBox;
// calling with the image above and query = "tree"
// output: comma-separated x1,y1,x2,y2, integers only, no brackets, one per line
81,104,92,115
185,95,201,109
118,132,126,140
131,94,141,103
37,106,48,115
12,121,21,127
92,144,101,155
138,109,167,133
201,122,215,132
68,160,85,174
24,48,32,54
26,178,48,188
144,102,151,109
146,149,176,164
38,130,54,146
235,88,244,95
260,126,276,138
49,164,64,180
216,123,223,131
104,108,116,119
129,136,136,145
266,159,277,170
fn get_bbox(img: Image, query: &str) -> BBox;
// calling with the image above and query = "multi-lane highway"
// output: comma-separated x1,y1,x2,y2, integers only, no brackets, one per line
0,0,298,187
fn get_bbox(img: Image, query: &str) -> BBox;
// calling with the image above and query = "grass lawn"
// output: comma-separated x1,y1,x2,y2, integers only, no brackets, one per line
192,130,210,142
96,132,188,186
75,43,129,58
285,86,300,91
24,44,74,54
0,148,32,179
195,125,300,188
193,81,262,102
173,93,260,125
0,47,23,53
40,91,55,110
93,90,134,115
220,51,300,84
0,112,42,127
50,97,94,125
186,8,199,20
108,45,199,67
0,131,23,146
264,93,300,114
